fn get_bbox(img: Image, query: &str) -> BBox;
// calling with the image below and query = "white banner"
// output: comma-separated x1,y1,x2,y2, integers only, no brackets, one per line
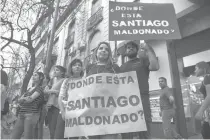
64,71,147,138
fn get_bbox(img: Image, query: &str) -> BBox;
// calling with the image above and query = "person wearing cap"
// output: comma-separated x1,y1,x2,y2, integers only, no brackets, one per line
194,61,210,139
120,40,159,139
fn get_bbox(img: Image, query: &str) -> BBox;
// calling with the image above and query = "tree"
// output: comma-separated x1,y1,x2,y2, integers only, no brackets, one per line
1,45,31,101
0,0,68,94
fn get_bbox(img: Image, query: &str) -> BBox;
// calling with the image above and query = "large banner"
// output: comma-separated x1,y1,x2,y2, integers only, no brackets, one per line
64,72,147,138
109,1,181,41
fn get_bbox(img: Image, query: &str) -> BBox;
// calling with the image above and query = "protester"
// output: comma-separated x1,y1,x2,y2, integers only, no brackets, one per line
1,69,9,139
120,40,159,139
158,77,182,139
1,69,8,112
58,59,84,139
45,65,66,139
86,41,120,139
34,74,51,139
11,72,44,139
194,61,210,139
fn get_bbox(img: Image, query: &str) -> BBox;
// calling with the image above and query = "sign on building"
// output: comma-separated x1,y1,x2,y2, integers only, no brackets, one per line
109,2,181,41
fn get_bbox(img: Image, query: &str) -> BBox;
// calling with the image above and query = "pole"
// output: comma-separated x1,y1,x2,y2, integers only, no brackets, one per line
167,41,188,138
44,0,60,75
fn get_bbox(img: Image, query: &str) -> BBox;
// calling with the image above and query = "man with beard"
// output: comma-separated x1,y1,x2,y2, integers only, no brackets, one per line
120,40,159,139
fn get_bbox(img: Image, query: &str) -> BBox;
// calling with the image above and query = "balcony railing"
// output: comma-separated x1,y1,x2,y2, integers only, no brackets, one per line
86,7,103,31
65,32,75,49
84,54,93,67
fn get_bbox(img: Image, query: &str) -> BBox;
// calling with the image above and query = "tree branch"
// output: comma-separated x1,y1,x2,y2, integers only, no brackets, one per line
7,45,25,66
2,66,27,69
0,18,14,51
1,64,22,80
26,2,43,13
17,1,26,30
30,8,54,34
1,0,6,12
1,36,29,50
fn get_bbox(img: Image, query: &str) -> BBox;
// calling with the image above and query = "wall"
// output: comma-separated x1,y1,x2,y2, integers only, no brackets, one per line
148,41,172,90
141,0,196,15
55,0,89,66
56,28,66,65
183,50,210,67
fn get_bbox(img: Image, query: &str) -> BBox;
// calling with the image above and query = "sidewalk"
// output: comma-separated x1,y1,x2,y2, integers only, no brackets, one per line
151,134,202,139
43,127,203,139
188,133,202,139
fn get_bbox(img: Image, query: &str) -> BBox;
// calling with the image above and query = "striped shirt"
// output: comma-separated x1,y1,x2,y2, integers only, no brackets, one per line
19,87,44,114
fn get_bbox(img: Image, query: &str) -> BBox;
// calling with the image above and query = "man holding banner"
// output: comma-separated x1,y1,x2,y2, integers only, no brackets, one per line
120,40,159,139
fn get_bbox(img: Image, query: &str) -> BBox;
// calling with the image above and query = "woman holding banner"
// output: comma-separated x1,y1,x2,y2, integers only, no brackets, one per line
58,59,84,139
86,42,120,139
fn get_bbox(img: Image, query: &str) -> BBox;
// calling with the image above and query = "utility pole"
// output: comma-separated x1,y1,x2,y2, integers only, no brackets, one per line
44,0,60,75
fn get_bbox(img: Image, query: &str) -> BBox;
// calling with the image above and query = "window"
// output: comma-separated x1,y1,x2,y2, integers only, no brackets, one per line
65,20,75,49
68,19,75,36
89,30,102,51
91,0,101,15
52,38,59,55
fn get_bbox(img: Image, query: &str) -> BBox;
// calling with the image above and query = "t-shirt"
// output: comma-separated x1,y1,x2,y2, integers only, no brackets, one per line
19,87,44,114
120,58,150,95
200,74,210,122
59,78,81,99
86,63,120,76
1,70,8,86
120,58,151,121
47,78,65,109
159,87,174,111
200,74,210,98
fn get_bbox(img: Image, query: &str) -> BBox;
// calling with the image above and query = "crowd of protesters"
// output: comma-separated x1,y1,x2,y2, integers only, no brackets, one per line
1,40,210,139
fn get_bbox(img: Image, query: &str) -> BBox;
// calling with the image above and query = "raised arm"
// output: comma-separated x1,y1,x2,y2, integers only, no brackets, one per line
141,42,159,71
44,79,65,96
23,89,42,103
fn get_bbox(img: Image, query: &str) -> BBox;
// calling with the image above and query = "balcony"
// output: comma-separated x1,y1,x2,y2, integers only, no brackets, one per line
78,41,86,52
65,32,75,49
71,50,76,57
86,7,103,31
84,54,93,67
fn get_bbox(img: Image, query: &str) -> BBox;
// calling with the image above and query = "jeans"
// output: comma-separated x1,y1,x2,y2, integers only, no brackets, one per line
47,106,59,139
162,109,181,139
34,105,47,139
201,121,210,139
121,120,151,139
54,113,65,139
121,94,151,139
11,113,39,139
89,134,119,139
